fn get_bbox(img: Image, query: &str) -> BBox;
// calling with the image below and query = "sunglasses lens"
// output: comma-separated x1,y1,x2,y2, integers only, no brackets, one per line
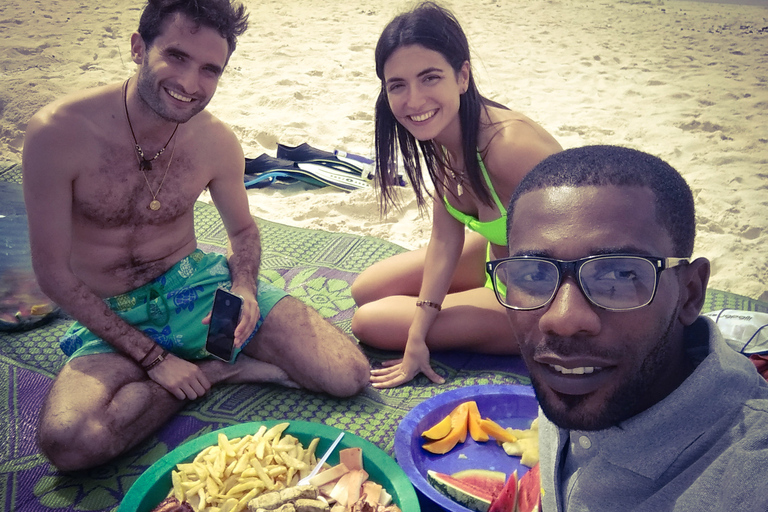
495,259,559,309
580,257,657,310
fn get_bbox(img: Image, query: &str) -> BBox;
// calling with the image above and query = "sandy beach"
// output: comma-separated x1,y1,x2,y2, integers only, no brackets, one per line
0,0,766,300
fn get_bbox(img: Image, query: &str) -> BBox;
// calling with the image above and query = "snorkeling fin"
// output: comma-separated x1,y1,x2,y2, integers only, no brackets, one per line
243,153,369,192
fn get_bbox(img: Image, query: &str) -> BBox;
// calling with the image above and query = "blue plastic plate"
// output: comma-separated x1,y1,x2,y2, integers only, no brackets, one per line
120,420,419,512
394,385,538,512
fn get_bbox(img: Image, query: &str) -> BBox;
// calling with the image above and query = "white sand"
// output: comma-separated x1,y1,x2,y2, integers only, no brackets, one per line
1,0,766,300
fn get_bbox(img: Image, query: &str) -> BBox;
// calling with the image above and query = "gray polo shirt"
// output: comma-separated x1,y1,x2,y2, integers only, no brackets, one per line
540,316,768,512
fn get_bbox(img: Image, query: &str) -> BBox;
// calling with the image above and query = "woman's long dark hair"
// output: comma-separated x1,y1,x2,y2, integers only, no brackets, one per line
374,1,505,214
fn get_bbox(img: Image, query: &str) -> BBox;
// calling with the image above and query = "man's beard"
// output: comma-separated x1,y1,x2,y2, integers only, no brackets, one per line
534,304,681,431
135,67,208,124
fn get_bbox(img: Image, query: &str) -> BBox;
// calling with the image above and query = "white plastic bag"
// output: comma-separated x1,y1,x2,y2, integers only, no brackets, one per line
704,309,768,354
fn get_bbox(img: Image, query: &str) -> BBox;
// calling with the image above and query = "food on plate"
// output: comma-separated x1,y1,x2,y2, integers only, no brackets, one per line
515,463,541,512
420,400,525,454
477,418,518,444
248,485,323,510
450,469,506,495
169,423,319,511
501,418,539,467
421,402,469,454
487,472,517,512
164,424,402,512
420,414,452,440
420,399,540,466
151,496,194,512
426,469,499,512
466,401,489,442
308,447,402,511
428,464,541,512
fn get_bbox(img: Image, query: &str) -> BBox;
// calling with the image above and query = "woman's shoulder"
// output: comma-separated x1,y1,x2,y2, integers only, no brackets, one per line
479,108,563,185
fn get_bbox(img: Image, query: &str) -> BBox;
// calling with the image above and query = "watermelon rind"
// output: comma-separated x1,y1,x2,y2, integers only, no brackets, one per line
427,469,495,512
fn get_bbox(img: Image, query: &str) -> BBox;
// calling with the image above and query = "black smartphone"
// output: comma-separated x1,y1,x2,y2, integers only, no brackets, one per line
205,288,243,362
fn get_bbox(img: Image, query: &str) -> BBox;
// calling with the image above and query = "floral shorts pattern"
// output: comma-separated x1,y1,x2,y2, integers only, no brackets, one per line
60,250,287,361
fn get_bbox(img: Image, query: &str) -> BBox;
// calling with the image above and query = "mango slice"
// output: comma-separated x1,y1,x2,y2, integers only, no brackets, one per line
422,402,469,454
467,401,490,442
479,418,519,444
421,414,453,440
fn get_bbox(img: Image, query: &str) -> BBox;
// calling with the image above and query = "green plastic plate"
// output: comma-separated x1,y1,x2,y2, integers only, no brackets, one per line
119,420,419,512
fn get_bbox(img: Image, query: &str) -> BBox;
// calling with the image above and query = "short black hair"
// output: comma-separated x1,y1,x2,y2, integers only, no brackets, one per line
138,0,248,58
507,145,696,256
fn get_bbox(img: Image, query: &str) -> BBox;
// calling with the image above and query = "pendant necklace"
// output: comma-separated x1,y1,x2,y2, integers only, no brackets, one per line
142,137,176,211
122,79,179,172
122,80,180,210
440,144,464,196
450,169,465,196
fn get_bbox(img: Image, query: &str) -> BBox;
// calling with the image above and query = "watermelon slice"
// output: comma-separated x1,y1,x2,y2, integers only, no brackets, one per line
427,470,497,512
488,471,517,512
451,469,506,497
517,462,541,512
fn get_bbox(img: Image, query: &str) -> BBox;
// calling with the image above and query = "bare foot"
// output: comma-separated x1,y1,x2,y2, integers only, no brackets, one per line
199,356,300,388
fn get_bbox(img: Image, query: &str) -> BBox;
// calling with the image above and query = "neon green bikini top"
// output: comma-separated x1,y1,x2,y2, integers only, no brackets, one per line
443,153,507,246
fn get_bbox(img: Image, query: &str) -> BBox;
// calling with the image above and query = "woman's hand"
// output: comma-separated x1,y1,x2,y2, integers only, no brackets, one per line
370,339,445,388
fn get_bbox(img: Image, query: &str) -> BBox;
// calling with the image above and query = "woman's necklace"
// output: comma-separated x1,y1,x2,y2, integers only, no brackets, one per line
450,168,465,196
122,80,179,171
439,144,465,196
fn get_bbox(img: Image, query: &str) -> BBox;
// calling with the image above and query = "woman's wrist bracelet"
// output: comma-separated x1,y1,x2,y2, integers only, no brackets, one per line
142,350,169,372
416,300,442,311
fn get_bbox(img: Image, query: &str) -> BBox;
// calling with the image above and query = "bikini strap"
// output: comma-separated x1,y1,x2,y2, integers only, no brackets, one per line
477,153,506,214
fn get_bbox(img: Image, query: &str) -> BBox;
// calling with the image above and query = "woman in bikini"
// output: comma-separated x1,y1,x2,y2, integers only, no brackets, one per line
351,1,562,388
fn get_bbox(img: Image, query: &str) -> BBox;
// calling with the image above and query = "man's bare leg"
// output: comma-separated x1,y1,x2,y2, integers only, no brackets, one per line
38,298,369,471
38,352,296,471
243,296,370,397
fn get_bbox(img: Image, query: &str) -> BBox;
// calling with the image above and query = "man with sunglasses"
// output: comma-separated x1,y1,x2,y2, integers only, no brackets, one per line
487,145,768,511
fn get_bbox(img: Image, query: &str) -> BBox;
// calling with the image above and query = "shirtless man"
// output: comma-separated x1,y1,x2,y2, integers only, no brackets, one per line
22,0,369,472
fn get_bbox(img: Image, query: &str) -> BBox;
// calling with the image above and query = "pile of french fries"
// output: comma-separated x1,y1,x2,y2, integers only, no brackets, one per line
170,422,322,512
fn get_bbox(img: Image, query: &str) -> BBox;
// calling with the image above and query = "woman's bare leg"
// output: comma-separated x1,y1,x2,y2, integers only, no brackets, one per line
353,287,518,354
351,231,489,305
351,232,517,354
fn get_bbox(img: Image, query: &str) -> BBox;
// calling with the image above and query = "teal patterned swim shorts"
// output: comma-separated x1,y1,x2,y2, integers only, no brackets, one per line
60,249,288,361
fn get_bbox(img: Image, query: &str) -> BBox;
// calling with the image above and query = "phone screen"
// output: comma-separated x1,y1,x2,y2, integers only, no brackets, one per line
205,288,243,362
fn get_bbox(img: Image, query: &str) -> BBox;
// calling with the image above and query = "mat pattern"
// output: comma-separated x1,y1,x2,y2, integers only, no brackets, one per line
2,160,767,512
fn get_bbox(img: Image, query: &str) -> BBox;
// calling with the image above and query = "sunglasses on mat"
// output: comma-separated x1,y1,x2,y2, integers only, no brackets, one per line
486,254,689,311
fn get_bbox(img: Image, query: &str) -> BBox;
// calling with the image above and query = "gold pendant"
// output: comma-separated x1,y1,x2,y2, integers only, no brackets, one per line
457,182,463,196
149,200,161,211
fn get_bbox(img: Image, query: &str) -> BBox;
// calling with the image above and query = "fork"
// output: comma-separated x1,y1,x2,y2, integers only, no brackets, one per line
297,431,345,486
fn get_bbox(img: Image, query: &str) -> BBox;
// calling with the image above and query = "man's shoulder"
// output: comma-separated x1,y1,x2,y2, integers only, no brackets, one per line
28,83,120,138
184,110,243,164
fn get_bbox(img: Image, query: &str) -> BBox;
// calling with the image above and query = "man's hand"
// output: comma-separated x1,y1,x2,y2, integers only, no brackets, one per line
146,354,212,400
231,287,259,349
202,287,259,349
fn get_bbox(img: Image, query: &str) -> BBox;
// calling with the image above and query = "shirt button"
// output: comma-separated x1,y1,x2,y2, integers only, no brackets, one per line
579,435,592,449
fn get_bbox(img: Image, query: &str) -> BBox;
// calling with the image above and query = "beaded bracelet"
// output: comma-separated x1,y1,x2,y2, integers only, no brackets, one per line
416,300,442,311
143,350,169,372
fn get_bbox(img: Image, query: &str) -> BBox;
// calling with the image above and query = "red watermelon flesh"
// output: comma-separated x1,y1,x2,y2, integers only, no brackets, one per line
451,469,507,496
427,470,499,512
488,471,517,512
517,462,542,512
